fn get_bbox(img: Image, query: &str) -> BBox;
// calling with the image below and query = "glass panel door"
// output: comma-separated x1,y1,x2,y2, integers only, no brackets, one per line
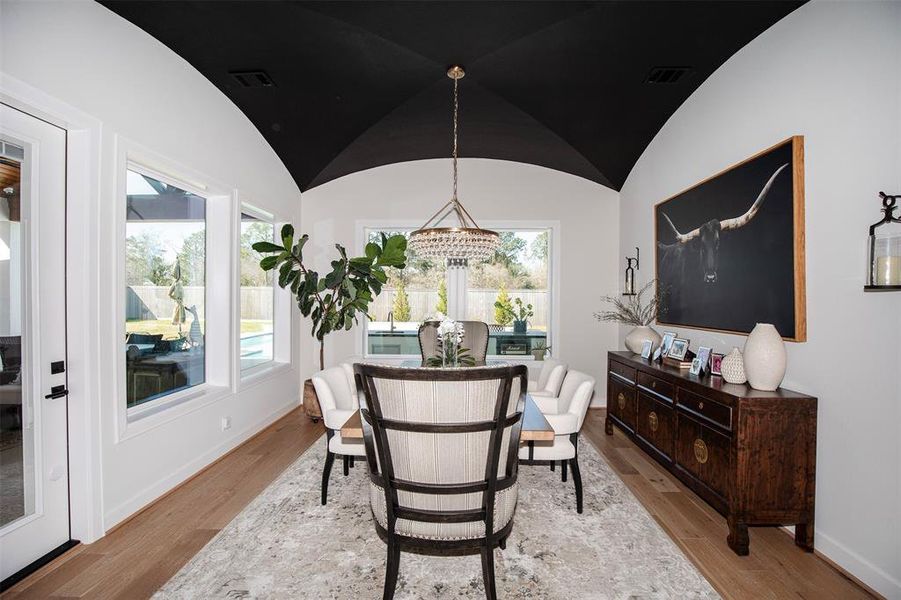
0,104,69,582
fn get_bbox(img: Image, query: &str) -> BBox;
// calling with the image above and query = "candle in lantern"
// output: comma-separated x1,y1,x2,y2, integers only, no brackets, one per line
875,255,901,285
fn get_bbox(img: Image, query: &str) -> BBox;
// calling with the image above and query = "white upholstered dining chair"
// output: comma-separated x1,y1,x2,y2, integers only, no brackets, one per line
312,361,366,505
354,363,527,600
528,358,567,398
418,321,490,363
519,369,595,513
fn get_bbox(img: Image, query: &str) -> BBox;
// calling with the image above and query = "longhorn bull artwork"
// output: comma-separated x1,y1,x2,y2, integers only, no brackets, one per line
654,137,806,341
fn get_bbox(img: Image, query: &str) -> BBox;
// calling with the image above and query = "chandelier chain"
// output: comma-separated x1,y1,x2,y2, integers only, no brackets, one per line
452,73,459,201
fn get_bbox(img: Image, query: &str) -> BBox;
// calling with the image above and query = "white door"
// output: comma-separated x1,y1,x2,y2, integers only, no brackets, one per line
0,104,69,582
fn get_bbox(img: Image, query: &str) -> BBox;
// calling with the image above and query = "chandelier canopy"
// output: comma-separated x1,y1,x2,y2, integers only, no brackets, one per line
408,66,499,262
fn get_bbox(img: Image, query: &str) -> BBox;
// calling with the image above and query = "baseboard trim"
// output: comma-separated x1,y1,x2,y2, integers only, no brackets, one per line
103,401,300,532
799,528,897,599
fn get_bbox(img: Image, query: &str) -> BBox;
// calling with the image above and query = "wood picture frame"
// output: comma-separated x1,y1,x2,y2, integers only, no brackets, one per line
654,136,806,341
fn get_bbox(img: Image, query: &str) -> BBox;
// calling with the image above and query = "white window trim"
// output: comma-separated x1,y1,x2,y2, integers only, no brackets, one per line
115,140,234,442
354,219,561,361
235,203,290,385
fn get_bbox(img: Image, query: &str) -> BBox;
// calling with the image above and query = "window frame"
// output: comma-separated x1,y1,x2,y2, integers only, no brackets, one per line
116,146,233,440
235,204,287,381
355,219,560,362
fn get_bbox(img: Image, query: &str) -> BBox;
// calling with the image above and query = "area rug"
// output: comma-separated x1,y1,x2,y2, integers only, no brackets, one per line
156,437,719,599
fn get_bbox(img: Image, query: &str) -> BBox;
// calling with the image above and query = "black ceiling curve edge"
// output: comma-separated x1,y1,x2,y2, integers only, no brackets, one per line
100,1,806,192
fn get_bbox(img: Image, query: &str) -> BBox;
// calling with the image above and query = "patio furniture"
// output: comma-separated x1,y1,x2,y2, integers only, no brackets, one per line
354,363,527,600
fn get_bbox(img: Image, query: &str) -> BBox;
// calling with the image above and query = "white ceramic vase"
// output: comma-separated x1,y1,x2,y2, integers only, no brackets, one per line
624,325,661,355
743,323,786,391
720,347,747,385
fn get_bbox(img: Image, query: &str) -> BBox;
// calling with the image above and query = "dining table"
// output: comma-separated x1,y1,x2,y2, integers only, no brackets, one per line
341,359,554,442
339,359,555,442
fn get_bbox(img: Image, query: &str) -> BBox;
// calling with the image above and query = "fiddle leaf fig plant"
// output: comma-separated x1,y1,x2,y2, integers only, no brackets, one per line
253,225,407,370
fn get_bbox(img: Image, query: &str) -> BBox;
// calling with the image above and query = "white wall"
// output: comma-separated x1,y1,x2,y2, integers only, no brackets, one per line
300,158,620,394
618,1,901,596
1,0,302,538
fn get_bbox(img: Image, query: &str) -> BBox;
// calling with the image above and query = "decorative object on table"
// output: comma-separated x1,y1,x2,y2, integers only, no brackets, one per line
496,297,533,334
655,136,806,341
695,346,712,375
720,347,747,384
640,340,653,360
623,246,639,296
664,337,694,369
530,341,551,361
595,279,664,354
865,192,901,290
743,323,787,391
657,331,676,362
407,66,499,262
425,315,475,367
710,352,724,376
254,226,407,370
667,338,690,360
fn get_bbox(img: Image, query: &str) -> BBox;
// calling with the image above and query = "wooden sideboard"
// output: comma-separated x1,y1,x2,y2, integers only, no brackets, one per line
606,351,817,555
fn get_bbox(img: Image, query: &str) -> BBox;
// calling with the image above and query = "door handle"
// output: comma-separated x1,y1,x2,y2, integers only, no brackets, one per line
45,385,68,399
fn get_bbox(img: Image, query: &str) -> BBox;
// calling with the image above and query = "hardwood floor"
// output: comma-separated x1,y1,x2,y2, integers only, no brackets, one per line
3,407,875,599
581,410,877,600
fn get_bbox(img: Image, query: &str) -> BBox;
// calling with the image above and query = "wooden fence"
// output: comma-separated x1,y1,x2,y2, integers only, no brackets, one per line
126,286,272,321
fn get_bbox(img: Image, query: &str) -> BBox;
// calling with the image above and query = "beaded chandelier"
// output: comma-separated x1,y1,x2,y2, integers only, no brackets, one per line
408,66,499,262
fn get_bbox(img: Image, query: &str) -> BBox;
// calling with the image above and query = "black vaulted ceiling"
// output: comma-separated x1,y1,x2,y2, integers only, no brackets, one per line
102,1,804,192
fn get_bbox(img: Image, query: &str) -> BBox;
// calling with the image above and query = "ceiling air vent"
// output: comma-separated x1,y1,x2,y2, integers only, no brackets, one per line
645,66,692,85
229,70,275,88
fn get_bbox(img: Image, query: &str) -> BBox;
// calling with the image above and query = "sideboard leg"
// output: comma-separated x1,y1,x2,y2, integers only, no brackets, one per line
604,417,613,435
795,523,814,552
727,516,749,556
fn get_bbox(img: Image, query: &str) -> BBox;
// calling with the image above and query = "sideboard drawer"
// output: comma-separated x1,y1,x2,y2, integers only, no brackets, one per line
637,371,674,401
607,375,637,431
609,360,636,384
637,391,674,459
677,387,732,431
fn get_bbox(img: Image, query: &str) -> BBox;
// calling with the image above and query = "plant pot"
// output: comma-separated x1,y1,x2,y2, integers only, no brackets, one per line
743,323,786,391
513,320,527,334
302,378,322,422
531,349,546,361
624,325,661,355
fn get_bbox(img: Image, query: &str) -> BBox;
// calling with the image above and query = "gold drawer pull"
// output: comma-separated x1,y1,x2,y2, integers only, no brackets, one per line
694,438,709,464
648,411,659,432
698,401,704,410
617,392,626,410
651,381,656,388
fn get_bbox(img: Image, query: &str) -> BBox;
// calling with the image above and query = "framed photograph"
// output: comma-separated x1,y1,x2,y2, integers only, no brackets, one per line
695,346,712,374
689,357,703,376
659,331,677,359
710,353,724,376
655,136,806,341
651,346,663,362
668,338,690,360
640,340,653,359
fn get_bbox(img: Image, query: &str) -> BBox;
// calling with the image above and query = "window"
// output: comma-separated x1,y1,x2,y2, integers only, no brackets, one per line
363,226,552,358
125,168,206,407
467,230,549,356
239,212,275,371
365,229,446,355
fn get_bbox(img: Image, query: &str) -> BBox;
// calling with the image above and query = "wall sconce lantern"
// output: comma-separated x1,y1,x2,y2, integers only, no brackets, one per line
865,192,901,291
624,246,639,296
